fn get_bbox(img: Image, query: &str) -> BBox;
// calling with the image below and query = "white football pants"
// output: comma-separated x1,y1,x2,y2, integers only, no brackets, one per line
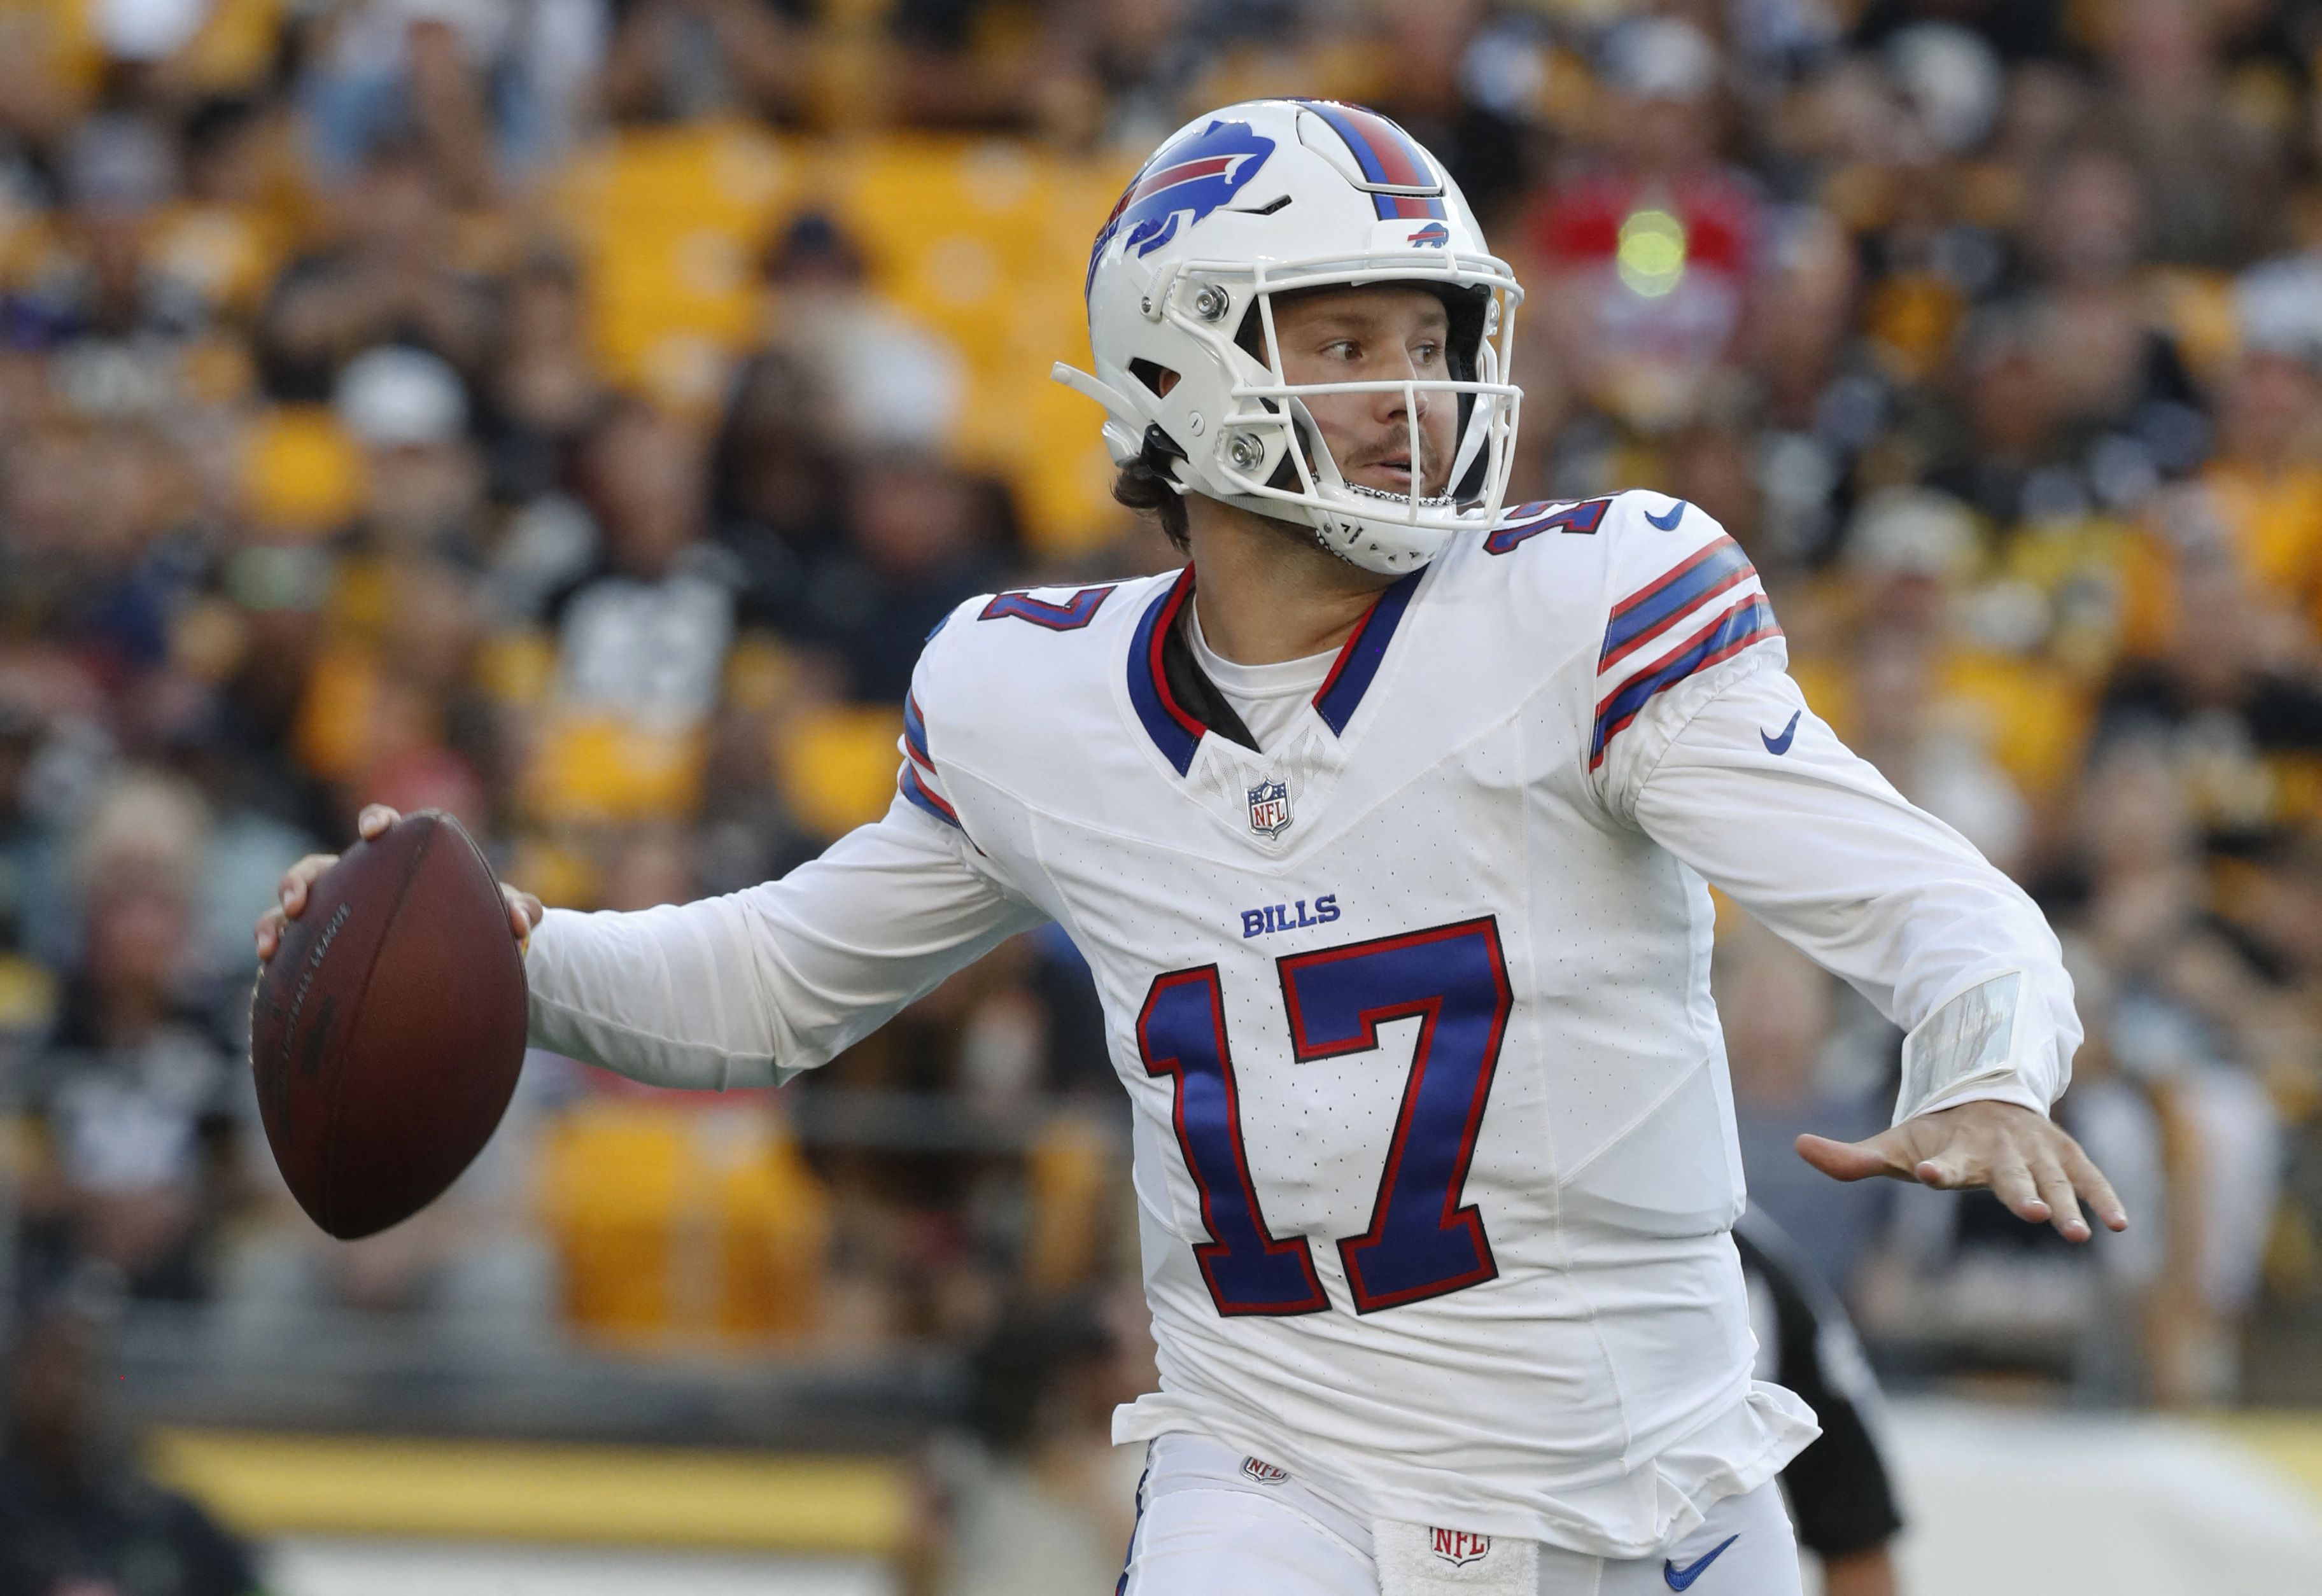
1116,1433,1803,1596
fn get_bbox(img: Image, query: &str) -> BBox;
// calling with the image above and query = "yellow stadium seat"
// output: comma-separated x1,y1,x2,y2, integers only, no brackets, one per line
172,0,285,94
553,120,799,391
0,954,58,1034
290,642,382,784
240,406,367,535
1935,648,2093,802
775,704,906,839
537,1100,827,1348
526,711,708,825
474,628,559,709
1023,1110,1113,1295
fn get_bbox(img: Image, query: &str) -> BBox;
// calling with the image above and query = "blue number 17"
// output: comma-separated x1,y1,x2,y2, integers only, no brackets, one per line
1135,916,1513,1317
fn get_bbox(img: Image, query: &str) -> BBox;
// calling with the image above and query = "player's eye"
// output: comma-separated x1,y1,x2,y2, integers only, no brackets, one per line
1321,339,1360,361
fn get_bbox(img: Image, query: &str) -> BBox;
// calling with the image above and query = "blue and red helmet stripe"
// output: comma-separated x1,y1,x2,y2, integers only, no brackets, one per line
1298,101,1449,223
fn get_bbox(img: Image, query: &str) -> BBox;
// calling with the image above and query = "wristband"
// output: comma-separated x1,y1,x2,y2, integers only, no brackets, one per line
1894,970,2024,1124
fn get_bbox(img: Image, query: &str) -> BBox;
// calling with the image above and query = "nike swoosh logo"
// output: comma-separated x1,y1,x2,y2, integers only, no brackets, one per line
1643,499,1687,531
1664,1534,1740,1590
1760,710,1801,755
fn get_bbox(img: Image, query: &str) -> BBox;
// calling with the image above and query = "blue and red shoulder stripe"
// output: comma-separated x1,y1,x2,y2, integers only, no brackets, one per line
1590,535,1780,769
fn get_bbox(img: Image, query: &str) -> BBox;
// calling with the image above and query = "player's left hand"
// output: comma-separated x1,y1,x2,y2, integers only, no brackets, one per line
1796,1100,2127,1242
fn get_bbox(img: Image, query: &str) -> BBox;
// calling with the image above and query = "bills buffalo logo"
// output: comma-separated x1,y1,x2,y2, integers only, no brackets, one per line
1430,1529,1491,1567
1407,221,1451,248
1247,778,1293,838
1241,1457,1290,1485
1087,119,1276,296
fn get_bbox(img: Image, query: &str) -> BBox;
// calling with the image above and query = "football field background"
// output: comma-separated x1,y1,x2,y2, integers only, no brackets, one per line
213,1400,2322,1596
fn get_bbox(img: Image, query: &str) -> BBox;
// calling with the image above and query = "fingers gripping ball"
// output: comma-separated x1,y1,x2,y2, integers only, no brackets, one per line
250,812,529,1240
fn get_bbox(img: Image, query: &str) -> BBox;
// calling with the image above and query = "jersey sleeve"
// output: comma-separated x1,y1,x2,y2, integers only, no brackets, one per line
898,678,962,830
523,627,1048,1090
1632,662,2079,1123
1587,498,1785,811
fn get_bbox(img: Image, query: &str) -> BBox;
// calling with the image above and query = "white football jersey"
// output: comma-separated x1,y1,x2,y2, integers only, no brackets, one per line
525,491,2079,1556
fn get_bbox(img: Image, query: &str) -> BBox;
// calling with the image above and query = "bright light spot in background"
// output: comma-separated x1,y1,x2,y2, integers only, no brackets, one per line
1617,209,1688,298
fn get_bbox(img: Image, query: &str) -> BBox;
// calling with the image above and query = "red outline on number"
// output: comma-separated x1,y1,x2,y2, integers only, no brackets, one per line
1483,496,1610,555
978,584,1119,631
1138,966,1328,1318
1277,917,1511,1313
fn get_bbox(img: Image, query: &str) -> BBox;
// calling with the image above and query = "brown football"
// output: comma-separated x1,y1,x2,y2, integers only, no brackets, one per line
250,811,528,1240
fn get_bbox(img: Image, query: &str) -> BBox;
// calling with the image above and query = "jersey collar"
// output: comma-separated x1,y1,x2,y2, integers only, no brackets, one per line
1127,563,1426,776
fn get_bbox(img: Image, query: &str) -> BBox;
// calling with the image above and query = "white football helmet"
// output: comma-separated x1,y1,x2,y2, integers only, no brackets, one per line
1055,99,1524,574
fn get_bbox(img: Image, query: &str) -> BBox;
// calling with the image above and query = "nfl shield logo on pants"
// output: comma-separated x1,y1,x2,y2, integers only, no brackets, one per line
1247,778,1293,837
1429,1528,1491,1566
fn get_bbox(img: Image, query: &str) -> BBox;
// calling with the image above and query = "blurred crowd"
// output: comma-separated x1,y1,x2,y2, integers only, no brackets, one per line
5,0,2322,1579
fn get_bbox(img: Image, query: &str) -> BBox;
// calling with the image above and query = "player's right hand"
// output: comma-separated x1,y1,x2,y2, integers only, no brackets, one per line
254,804,542,963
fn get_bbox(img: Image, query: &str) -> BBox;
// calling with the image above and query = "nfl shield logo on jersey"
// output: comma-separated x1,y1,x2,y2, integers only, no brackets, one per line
1247,778,1293,837
1241,1457,1290,1485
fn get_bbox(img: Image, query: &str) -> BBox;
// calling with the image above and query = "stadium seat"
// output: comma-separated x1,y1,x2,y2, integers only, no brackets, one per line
536,1100,827,1347
773,704,905,839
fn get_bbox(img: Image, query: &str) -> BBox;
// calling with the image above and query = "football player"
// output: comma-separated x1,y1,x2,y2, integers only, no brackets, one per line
260,101,2121,1595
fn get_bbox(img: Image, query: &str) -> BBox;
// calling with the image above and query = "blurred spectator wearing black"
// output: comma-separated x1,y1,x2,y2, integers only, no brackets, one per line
0,1300,260,1596
549,397,743,728
929,1290,1150,1596
18,776,238,1306
258,145,493,400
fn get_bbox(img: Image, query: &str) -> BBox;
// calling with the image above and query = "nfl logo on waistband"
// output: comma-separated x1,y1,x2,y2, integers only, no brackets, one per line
1247,778,1293,837
1241,1457,1290,1484
1430,1529,1491,1566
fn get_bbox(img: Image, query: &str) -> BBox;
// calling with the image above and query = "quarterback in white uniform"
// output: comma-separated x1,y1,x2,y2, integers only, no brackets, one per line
261,101,2124,1595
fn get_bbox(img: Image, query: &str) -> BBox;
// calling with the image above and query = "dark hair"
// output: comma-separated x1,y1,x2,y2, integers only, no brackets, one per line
1113,451,1190,550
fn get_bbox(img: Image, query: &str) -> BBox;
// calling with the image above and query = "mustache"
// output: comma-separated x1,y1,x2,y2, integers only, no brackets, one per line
1336,423,1457,492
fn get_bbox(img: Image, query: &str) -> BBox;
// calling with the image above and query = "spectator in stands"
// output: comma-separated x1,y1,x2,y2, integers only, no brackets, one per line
757,213,966,456
1529,15,1763,433
18,774,237,1303
334,344,486,562
296,0,539,201
599,0,804,127
550,397,740,735
932,1289,1151,1596
258,143,494,400
478,249,602,508
712,349,848,633
0,1299,261,1596
1719,924,1891,1300
804,453,1006,703
2100,0,2288,269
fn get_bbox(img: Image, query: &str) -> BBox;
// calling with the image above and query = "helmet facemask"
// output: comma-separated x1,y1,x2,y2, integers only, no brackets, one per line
1059,99,1527,574
1141,255,1522,574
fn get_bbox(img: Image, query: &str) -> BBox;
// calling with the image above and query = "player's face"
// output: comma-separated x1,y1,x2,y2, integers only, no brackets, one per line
1269,285,1458,500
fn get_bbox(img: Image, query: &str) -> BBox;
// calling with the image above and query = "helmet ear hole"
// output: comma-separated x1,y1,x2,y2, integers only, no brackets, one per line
1232,304,1274,366
1129,358,1179,398
1431,284,1490,384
